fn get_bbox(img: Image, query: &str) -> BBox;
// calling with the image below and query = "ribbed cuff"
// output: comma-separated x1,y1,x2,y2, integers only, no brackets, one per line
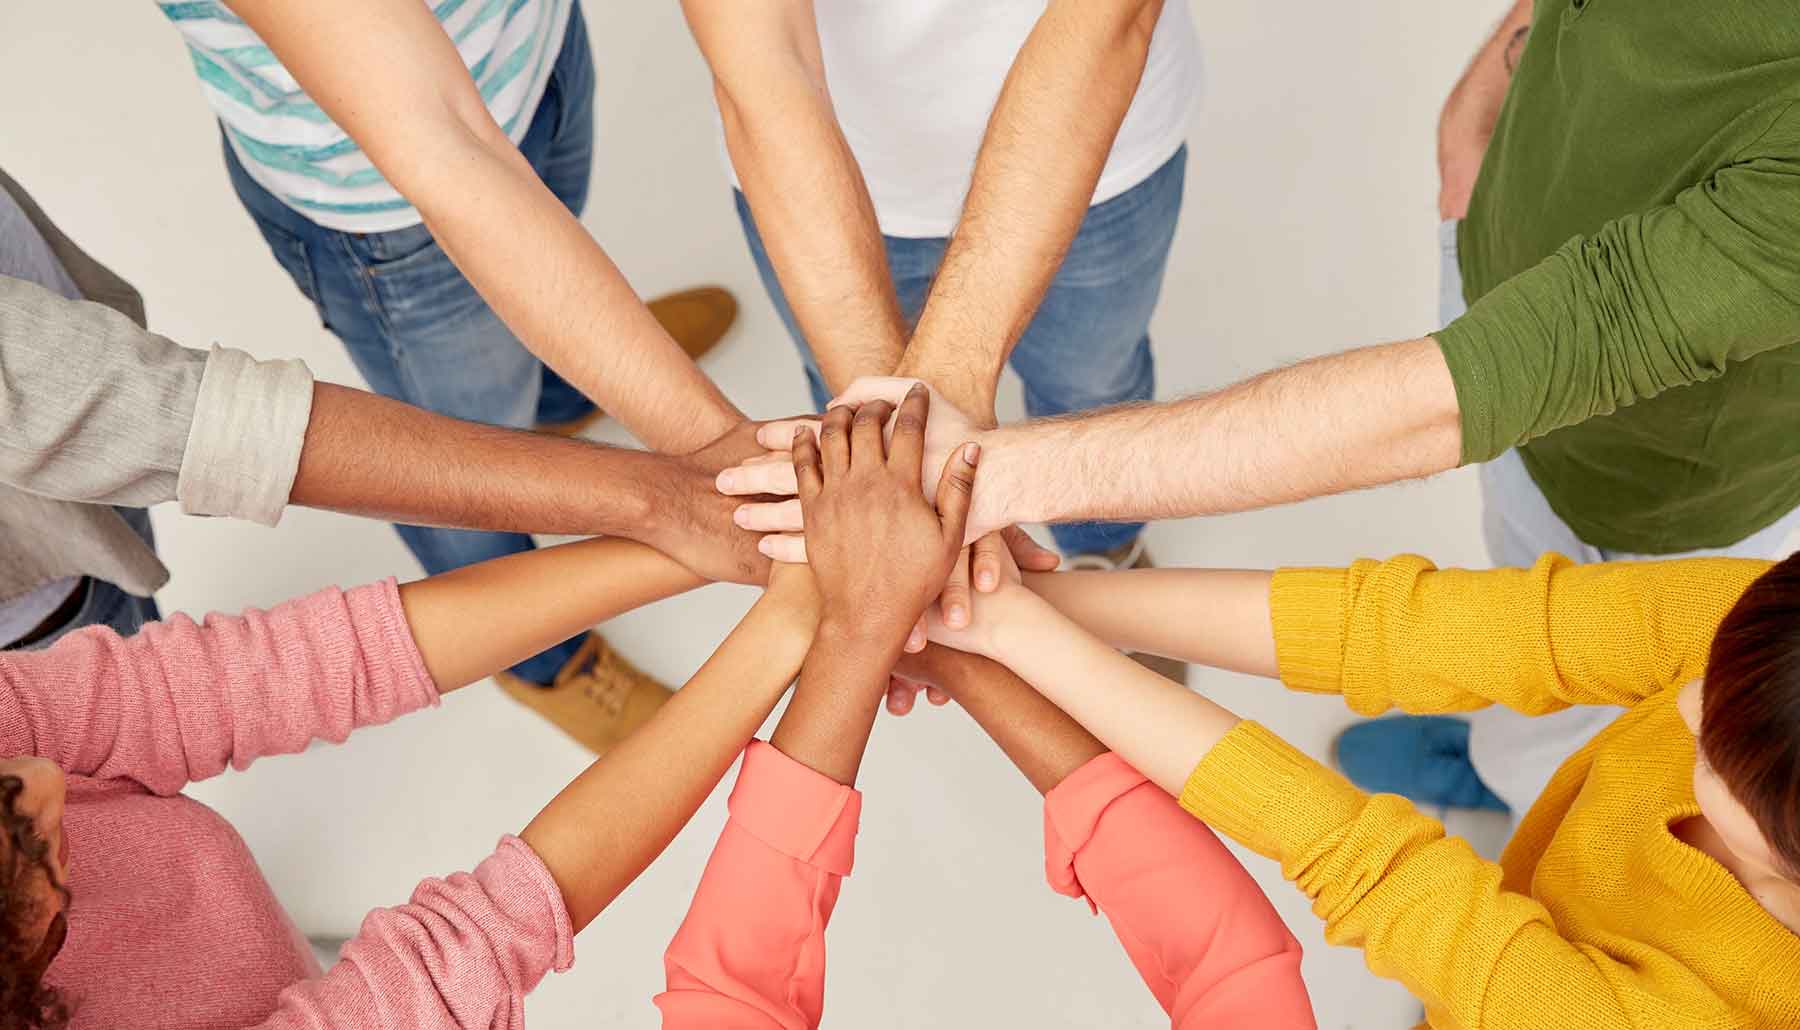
485,834,576,975
1270,567,1352,695
1042,751,1145,908
730,741,862,876
177,345,314,526
1178,721,1365,862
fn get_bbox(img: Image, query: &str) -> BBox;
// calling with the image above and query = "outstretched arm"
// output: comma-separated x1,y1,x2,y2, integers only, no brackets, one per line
893,0,1169,416
659,386,976,1027
258,564,820,1029
224,0,741,452
0,537,702,795
897,646,1313,1029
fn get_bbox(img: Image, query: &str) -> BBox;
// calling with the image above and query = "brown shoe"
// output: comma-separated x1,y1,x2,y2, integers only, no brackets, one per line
1061,539,1190,686
494,633,674,755
534,286,739,438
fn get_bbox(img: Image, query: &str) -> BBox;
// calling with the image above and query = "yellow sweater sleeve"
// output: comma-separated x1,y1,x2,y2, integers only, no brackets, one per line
1271,553,1768,716
1182,723,1641,1030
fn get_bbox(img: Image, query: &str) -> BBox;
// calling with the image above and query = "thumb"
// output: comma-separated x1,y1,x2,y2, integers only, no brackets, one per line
934,441,979,546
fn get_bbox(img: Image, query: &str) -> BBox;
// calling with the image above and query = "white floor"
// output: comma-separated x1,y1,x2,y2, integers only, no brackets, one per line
6,3,1518,1026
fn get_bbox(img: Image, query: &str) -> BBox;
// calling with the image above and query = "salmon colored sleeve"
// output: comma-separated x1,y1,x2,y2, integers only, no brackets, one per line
655,740,861,1029
1045,752,1314,1029
1271,554,1767,716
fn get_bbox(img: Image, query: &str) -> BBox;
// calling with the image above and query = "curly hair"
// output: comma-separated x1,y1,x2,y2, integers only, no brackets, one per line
0,774,67,1030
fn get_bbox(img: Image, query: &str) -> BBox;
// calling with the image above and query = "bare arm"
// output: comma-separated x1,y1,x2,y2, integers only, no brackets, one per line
517,564,818,930
295,383,767,584
1023,569,1279,676
1439,1,1533,220
895,0,1167,415
681,0,909,394
224,0,741,452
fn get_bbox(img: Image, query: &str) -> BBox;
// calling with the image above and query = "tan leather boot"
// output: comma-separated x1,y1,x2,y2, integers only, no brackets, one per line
495,633,673,755
535,285,739,438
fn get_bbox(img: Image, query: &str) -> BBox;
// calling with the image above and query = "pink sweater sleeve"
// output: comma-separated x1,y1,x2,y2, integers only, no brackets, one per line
253,835,575,1029
655,740,862,1029
1045,753,1315,1029
0,579,437,795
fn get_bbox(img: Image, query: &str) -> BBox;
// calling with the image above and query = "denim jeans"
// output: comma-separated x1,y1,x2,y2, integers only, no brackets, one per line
10,507,162,651
1446,218,1800,816
224,5,597,683
735,146,1187,556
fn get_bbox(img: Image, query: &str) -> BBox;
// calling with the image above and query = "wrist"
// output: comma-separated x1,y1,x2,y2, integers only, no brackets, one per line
981,589,1056,664
816,612,911,660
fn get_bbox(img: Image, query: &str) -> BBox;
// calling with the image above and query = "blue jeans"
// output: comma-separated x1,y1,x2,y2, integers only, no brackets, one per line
12,508,162,651
735,146,1187,556
224,5,597,684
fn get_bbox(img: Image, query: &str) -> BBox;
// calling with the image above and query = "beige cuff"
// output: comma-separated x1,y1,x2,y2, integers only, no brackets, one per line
177,345,314,526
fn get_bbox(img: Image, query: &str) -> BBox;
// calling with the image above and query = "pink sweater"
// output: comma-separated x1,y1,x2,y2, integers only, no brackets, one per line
0,581,573,1029
656,745,1313,1028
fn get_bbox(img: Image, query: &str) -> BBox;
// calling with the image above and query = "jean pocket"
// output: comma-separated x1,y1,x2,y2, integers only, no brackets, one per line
249,218,327,324
359,224,493,331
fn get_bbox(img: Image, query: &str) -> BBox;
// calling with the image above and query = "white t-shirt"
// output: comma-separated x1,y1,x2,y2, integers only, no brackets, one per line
733,1,1202,239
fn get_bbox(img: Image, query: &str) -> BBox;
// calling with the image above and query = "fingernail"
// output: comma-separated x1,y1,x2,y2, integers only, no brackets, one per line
758,537,774,556
733,506,750,527
948,605,967,626
793,426,808,444
977,571,996,589
963,442,981,465
907,382,926,397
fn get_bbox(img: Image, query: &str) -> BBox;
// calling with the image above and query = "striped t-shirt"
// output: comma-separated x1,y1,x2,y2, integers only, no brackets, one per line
158,0,571,232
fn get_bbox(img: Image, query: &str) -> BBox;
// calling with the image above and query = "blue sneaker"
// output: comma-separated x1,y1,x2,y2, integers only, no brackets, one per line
1332,716,1510,812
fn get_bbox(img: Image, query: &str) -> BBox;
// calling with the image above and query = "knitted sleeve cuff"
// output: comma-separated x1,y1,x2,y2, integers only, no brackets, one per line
1270,566,1353,695
1178,720,1367,863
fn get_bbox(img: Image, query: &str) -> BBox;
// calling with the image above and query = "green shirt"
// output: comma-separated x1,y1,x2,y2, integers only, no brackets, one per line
1435,0,1800,553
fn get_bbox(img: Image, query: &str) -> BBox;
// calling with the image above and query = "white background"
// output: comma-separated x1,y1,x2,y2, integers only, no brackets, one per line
6,3,1520,1026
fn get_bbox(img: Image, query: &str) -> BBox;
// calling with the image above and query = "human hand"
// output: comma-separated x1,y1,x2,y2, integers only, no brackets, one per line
647,460,771,585
793,384,977,652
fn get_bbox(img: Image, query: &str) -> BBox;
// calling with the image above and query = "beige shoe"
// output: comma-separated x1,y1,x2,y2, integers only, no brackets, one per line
1062,538,1191,686
535,286,739,438
495,633,674,755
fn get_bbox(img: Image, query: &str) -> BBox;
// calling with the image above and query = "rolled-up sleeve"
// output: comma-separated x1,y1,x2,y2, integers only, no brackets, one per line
177,345,314,525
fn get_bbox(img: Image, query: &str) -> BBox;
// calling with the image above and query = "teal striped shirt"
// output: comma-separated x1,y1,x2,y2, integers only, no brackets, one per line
159,0,571,232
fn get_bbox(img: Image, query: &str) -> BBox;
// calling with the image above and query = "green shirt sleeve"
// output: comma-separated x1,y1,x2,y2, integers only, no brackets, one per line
1435,102,1800,465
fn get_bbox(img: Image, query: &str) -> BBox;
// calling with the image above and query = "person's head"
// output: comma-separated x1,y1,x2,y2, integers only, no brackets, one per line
0,756,70,1030
1680,552,1800,885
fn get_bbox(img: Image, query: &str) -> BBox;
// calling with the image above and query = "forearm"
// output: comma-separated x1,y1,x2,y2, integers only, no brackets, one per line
685,1,907,392
905,646,1104,795
226,0,741,453
984,593,1239,797
1438,1,1533,218
898,0,1164,414
398,538,703,692
1023,569,1278,676
973,337,1461,531
519,593,814,930
770,622,894,786
292,382,693,538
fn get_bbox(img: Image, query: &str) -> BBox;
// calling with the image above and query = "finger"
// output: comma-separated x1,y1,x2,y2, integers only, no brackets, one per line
757,533,808,564
971,531,1006,592
717,457,799,497
850,400,896,470
904,616,927,654
830,375,922,410
887,381,929,480
791,425,824,501
925,686,950,707
818,405,853,478
1004,524,1062,571
733,498,804,533
886,676,921,716
757,418,821,450
940,545,973,630
933,441,979,548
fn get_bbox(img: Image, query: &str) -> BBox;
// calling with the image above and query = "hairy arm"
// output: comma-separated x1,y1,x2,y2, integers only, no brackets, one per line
1439,1,1533,219
224,0,740,452
895,0,1167,415
681,0,908,393
295,384,765,583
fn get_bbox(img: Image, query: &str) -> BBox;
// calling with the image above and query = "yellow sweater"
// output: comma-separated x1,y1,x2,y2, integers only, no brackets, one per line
1178,554,1800,1030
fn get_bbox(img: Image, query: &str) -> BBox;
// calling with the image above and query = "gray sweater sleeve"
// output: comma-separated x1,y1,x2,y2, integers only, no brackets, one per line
0,275,313,525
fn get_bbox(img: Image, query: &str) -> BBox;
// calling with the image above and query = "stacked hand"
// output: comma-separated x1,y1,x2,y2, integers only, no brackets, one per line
718,377,1060,712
